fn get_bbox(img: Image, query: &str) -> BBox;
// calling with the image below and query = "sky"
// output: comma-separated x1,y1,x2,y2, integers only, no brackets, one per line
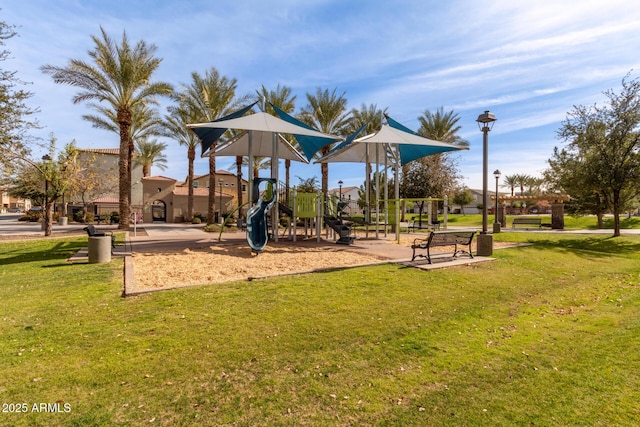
3,0,640,192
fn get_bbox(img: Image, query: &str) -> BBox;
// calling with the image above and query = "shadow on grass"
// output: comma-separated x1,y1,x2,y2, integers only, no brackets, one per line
585,217,640,230
0,241,85,266
523,236,640,258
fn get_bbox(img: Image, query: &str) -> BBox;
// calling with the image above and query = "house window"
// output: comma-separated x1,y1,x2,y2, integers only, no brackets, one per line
205,180,210,188
241,184,247,192
193,181,199,188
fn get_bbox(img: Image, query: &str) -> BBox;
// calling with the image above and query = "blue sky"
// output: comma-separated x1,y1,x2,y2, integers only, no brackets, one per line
4,0,640,191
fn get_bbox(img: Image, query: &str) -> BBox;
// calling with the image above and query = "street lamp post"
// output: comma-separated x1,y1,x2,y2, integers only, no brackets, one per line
493,169,501,233
219,179,224,224
338,180,343,200
476,110,497,256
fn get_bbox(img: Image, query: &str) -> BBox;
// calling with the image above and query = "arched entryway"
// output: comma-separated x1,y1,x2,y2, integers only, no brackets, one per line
152,200,166,222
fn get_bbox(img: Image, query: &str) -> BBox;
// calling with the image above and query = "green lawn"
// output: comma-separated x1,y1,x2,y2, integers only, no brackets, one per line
1,233,640,425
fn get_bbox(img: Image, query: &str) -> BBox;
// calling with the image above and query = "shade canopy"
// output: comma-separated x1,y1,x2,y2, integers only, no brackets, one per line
213,130,308,163
187,111,341,160
358,124,464,165
190,102,258,156
270,105,341,161
316,120,465,166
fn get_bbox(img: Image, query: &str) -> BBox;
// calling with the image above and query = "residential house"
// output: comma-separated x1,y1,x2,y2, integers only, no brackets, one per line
0,186,31,212
328,185,361,214
142,170,247,223
68,148,143,218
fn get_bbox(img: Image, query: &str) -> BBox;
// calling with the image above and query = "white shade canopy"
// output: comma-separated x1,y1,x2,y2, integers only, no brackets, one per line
213,130,308,163
188,111,341,142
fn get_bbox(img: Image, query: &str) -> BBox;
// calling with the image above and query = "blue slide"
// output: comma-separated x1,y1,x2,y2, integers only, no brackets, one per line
246,178,277,253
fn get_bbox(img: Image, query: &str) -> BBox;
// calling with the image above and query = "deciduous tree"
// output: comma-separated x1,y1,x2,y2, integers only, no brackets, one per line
546,73,640,236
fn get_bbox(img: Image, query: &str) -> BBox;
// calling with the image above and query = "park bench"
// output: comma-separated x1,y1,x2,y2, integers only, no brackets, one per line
408,219,440,231
411,230,475,263
512,217,542,228
83,224,115,248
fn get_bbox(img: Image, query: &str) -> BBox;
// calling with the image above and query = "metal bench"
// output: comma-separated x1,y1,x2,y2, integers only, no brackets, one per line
411,231,475,263
408,219,440,232
512,217,542,228
83,225,115,248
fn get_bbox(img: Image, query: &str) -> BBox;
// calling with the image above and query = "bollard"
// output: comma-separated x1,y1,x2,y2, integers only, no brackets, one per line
88,236,112,263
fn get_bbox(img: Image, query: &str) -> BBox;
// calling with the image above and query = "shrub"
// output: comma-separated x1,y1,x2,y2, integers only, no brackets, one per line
74,211,85,223
191,217,202,224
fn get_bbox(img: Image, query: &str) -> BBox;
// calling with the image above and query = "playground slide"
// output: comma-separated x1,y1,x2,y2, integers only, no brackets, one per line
246,178,277,253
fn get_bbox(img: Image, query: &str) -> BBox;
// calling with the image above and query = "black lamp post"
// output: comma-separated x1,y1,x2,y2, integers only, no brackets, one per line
338,180,343,200
476,111,497,256
493,169,501,233
218,178,224,224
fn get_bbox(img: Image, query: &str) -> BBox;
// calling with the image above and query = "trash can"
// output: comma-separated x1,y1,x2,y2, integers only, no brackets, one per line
58,216,68,226
88,236,111,263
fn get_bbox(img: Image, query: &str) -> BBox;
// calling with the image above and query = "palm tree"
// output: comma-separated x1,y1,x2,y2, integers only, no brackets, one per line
515,174,531,196
241,155,271,179
256,84,296,202
417,107,468,146
84,102,166,204
42,27,173,230
164,105,200,221
133,138,167,177
299,87,351,199
175,67,238,224
415,107,468,221
348,103,386,219
502,174,518,196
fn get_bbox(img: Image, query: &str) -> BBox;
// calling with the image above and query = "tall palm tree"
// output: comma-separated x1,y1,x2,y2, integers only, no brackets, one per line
164,105,200,221
348,103,386,219
515,173,531,196
133,138,167,177
175,67,238,224
417,107,469,147
42,27,173,230
415,107,468,221
502,174,518,196
256,84,296,202
85,102,167,204
299,87,351,199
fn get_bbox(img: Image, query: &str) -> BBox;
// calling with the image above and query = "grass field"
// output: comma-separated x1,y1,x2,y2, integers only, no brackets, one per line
1,233,639,425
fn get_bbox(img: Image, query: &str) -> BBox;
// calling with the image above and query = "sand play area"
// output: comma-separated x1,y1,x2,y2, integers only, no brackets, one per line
130,233,505,292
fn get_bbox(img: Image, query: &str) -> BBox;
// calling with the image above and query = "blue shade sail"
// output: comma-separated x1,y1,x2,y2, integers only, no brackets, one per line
270,103,340,161
190,101,258,155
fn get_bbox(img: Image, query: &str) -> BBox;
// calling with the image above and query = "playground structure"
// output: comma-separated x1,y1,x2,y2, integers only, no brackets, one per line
252,181,448,246
188,101,465,252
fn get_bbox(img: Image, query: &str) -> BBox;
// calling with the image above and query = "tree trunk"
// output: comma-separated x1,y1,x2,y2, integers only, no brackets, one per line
44,198,54,237
208,153,216,225
117,108,132,231
613,191,621,237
